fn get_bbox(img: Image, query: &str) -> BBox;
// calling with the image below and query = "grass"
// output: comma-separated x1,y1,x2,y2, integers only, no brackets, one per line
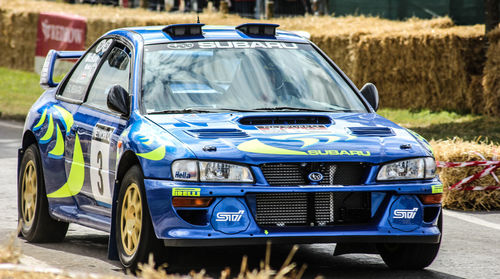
0,66,499,143
378,108,500,144
0,67,44,121
0,238,306,279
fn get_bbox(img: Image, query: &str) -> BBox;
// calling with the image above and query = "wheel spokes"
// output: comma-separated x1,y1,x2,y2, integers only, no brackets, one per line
120,183,143,256
21,161,37,227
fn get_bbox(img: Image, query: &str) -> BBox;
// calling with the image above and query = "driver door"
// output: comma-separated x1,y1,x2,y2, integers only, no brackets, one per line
72,40,132,218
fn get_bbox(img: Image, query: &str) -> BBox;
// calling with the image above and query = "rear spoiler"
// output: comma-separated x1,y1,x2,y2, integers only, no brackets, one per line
40,50,85,89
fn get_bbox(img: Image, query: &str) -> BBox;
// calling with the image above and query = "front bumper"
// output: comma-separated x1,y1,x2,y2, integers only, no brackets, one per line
144,180,442,247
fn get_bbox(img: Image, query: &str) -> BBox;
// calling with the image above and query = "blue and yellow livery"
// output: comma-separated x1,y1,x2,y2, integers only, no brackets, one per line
18,23,442,270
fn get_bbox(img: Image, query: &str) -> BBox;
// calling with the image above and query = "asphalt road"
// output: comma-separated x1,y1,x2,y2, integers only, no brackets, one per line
1,120,500,278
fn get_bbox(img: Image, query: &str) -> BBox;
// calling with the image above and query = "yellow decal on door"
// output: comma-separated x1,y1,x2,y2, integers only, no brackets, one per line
54,105,74,135
39,113,54,143
33,108,47,131
47,134,85,198
48,124,64,159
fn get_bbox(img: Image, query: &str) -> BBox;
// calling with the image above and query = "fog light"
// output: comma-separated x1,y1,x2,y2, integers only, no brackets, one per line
172,197,214,207
418,194,443,204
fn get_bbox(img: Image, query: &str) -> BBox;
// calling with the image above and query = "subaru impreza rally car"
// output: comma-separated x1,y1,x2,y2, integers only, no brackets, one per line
18,23,443,270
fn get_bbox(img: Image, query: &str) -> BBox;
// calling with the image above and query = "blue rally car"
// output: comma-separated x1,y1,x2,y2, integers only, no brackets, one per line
18,23,443,270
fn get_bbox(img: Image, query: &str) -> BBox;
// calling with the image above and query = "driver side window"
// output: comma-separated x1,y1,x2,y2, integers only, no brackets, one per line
85,43,131,111
59,39,113,101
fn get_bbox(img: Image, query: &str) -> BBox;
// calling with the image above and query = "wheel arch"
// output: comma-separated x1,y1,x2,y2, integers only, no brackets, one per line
18,130,39,184
108,149,143,260
22,130,38,150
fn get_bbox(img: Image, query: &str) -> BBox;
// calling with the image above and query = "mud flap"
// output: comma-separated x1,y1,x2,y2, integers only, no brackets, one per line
107,180,120,261
17,148,24,184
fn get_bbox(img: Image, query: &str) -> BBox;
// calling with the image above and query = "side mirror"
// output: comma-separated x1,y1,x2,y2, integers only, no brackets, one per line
107,85,130,116
360,83,379,111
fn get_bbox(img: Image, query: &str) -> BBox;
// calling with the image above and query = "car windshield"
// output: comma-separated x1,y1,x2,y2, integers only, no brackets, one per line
142,41,367,113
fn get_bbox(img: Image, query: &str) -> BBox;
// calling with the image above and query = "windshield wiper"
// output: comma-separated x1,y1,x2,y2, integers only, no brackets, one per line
216,107,260,112
251,106,339,112
148,107,259,114
148,108,219,114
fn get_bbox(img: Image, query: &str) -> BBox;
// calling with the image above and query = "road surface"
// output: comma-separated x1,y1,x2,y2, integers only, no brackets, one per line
1,120,499,278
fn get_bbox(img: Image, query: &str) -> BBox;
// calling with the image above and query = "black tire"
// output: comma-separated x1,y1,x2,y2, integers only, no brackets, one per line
377,211,443,269
18,144,68,242
116,165,161,271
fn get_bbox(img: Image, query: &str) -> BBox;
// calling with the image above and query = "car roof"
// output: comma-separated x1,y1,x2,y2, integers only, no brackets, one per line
108,25,309,45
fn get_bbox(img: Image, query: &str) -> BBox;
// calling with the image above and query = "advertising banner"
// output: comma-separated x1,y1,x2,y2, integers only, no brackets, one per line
35,12,87,74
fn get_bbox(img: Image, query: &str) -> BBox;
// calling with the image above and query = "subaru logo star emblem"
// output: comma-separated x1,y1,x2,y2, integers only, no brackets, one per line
308,172,324,182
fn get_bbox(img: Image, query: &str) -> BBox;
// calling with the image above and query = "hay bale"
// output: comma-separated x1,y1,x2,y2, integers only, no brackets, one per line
467,75,485,115
352,27,484,113
0,8,38,71
482,28,500,117
0,0,488,114
0,0,468,72
431,139,500,210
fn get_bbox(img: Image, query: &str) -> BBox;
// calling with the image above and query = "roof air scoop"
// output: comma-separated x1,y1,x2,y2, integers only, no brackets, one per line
162,23,205,38
236,23,279,37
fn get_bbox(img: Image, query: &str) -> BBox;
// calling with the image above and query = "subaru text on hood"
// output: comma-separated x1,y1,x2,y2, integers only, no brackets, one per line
18,23,443,270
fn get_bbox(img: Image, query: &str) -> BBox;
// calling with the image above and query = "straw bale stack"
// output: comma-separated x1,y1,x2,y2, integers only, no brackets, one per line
482,28,500,117
432,139,500,210
352,27,485,112
0,0,493,115
279,16,457,76
0,8,38,70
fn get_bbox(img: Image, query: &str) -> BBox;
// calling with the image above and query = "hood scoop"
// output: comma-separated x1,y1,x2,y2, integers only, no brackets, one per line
239,115,332,125
348,127,394,137
185,128,249,139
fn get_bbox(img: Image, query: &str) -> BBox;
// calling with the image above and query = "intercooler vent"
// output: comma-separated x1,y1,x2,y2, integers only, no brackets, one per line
252,192,371,227
185,128,249,138
348,127,394,136
255,193,308,226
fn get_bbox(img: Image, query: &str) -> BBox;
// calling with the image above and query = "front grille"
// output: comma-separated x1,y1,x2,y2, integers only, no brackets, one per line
260,162,369,186
253,192,371,227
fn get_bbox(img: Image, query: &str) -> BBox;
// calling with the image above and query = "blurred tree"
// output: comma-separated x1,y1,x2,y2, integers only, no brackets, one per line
485,0,500,33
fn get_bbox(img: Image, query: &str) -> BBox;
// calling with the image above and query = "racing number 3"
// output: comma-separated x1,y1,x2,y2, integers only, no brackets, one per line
90,124,115,206
96,150,104,195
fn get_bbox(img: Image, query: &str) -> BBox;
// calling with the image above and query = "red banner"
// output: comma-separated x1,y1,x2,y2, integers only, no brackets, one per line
36,12,87,57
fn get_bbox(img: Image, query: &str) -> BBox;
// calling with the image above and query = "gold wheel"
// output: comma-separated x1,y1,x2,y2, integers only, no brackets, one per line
21,160,37,228
120,183,143,256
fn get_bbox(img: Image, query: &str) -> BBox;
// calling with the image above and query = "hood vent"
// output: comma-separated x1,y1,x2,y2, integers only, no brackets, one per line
348,127,394,137
239,116,332,125
185,128,249,139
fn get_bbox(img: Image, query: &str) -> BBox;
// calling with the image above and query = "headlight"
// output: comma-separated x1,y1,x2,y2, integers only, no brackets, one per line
172,160,253,183
171,160,198,181
377,157,436,181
